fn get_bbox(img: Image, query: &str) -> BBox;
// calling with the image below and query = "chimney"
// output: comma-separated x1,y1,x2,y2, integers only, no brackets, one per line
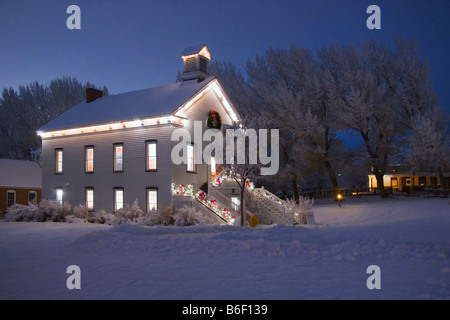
180,44,212,82
86,88,103,103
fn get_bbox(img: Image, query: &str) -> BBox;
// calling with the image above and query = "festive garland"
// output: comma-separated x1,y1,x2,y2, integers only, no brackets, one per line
207,110,222,130
171,182,235,225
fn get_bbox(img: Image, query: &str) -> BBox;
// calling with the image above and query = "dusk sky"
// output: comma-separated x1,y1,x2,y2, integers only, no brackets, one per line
1,0,449,114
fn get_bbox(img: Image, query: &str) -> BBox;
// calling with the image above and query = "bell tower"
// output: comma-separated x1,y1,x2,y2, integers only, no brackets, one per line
180,44,212,82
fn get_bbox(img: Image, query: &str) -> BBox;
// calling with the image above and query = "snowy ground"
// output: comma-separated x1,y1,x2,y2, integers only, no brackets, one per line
0,196,449,300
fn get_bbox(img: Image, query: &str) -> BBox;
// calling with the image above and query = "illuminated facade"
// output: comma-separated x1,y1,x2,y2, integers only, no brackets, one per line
37,45,241,213
368,166,450,194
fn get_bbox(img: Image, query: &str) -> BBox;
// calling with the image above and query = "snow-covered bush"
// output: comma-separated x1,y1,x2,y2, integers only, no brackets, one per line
3,198,216,227
298,196,314,213
113,199,145,225
4,202,39,222
138,206,175,226
68,205,116,224
158,206,175,226
38,199,71,222
286,196,314,224
136,209,157,226
173,206,213,226
64,214,87,224
91,208,116,225
73,204,89,219
4,199,73,222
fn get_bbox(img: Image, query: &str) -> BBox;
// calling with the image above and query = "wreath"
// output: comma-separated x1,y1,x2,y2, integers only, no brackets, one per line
207,110,222,130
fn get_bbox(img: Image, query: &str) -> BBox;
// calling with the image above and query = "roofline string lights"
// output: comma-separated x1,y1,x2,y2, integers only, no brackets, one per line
37,80,239,139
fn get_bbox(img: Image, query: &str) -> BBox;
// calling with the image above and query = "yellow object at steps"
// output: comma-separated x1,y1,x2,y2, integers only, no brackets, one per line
250,214,259,228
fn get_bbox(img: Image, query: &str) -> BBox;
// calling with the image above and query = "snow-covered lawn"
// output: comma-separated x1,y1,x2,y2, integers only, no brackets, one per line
0,196,448,300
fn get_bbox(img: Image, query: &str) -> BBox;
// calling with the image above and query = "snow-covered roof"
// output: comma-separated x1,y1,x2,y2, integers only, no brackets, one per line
180,44,208,56
38,77,216,132
0,159,42,189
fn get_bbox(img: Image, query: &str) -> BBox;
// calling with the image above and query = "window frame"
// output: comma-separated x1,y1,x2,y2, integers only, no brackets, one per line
186,142,196,173
113,143,124,173
85,145,94,174
210,156,216,174
55,148,63,174
85,187,94,211
28,190,37,204
146,188,158,212
6,190,16,208
418,176,427,186
391,177,398,188
55,187,64,204
145,140,157,172
113,187,124,211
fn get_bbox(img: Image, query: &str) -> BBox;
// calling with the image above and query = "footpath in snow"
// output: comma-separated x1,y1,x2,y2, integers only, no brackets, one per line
0,196,449,300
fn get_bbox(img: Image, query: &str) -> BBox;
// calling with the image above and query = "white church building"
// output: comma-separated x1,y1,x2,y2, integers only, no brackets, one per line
38,45,301,225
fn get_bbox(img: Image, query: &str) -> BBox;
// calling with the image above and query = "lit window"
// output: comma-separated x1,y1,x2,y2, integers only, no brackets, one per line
146,141,157,171
231,196,240,212
419,176,426,186
114,188,124,211
86,188,94,210
6,190,16,208
114,144,123,172
391,177,398,188
187,144,195,172
85,146,94,173
147,189,158,212
210,156,216,174
28,191,37,204
55,149,63,173
56,188,63,204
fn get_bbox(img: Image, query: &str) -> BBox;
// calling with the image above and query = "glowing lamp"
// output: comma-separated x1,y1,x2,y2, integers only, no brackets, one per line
337,194,343,207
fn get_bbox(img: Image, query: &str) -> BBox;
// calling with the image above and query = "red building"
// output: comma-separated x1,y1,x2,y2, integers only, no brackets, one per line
0,158,42,214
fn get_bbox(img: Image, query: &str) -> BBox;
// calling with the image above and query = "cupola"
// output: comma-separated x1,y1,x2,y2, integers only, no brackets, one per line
180,44,212,82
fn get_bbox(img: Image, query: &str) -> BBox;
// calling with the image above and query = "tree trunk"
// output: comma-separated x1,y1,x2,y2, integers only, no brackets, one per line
324,158,339,195
240,186,245,226
373,169,387,198
439,172,448,196
291,179,300,204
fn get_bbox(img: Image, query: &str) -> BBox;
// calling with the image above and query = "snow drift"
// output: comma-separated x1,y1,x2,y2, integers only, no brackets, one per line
0,196,448,300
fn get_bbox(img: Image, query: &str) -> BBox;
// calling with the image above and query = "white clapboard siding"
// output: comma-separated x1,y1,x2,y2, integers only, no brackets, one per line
171,86,235,189
42,124,174,212
41,79,241,213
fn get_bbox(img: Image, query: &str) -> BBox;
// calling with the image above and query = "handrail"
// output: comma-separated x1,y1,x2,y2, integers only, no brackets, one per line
172,182,235,225
251,188,301,225
192,187,236,225
208,188,236,214
207,171,308,225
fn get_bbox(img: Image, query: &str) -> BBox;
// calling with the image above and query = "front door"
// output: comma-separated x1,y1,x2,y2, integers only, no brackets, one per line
391,177,398,189
210,156,217,181
401,177,411,192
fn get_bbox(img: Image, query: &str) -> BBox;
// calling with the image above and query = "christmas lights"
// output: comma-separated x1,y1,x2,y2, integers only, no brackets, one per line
171,182,235,225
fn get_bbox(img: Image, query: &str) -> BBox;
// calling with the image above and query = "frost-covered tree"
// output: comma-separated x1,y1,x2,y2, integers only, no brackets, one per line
176,39,446,200
221,117,278,226
408,114,449,191
384,38,439,127
209,61,259,119
319,41,398,198
0,77,109,159
246,46,342,199
318,38,442,198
